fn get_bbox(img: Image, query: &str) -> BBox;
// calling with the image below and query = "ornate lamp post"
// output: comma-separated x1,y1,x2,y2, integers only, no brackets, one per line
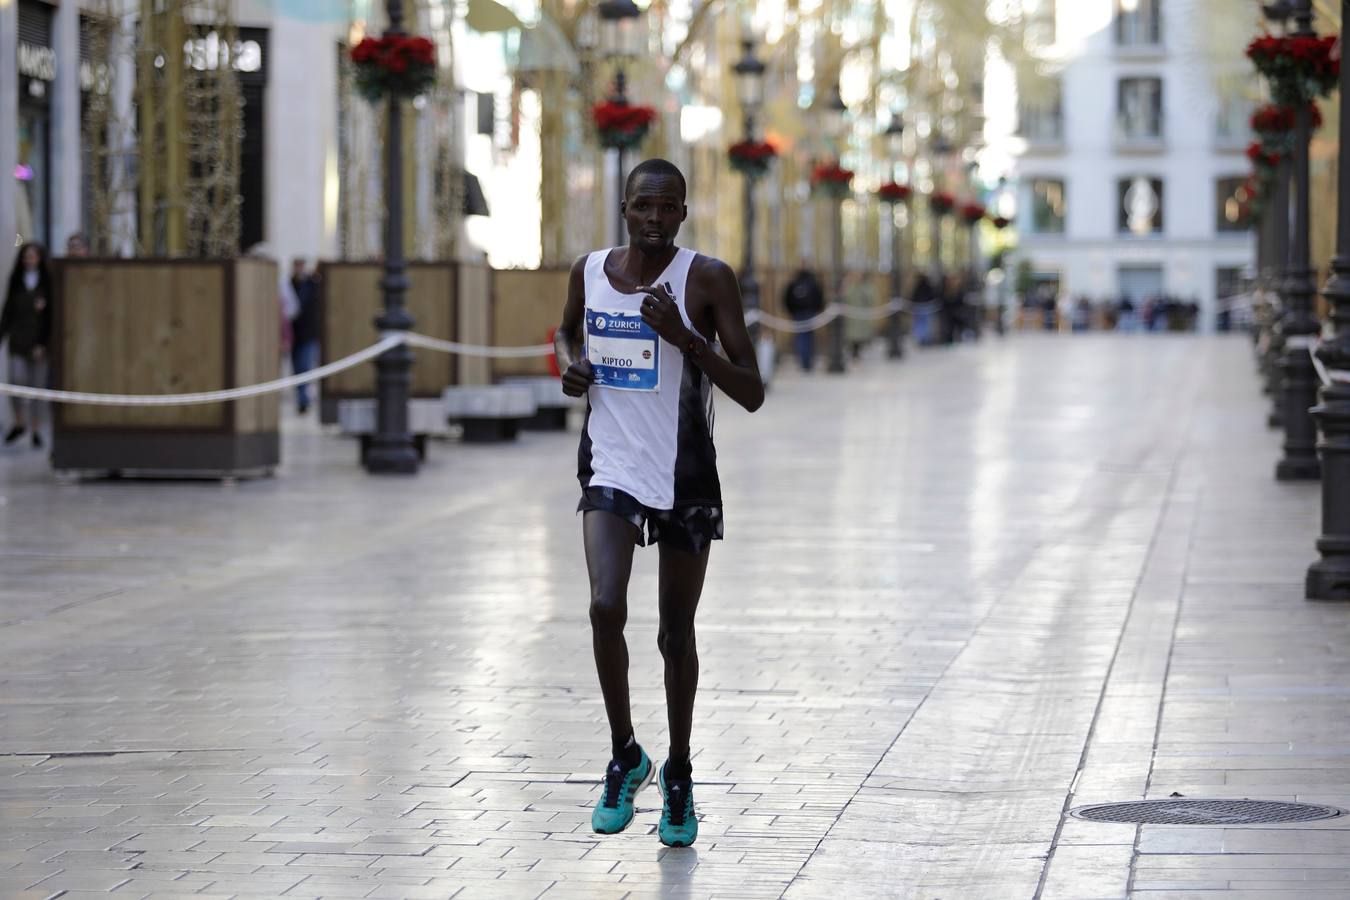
598,0,643,247
883,111,906,359
1263,1,1294,428
733,36,767,342
823,81,849,374
1274,0,1321,481
1306,2,1350,598
365,0,420,474
964,159,982,279
931,132,953,284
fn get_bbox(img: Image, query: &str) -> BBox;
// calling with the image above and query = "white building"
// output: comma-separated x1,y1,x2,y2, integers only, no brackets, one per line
0,0,505,284
984,0,1255,330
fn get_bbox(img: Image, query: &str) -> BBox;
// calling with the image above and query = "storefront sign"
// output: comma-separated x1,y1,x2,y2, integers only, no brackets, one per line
184,32,264,75
18,42,56,82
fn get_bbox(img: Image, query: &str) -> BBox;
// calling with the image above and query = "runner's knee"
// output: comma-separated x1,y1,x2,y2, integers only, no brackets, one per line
589,588,627,634
657,622,695,661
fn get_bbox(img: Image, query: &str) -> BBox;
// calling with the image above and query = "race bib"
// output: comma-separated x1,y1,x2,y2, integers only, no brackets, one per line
587,308,660,391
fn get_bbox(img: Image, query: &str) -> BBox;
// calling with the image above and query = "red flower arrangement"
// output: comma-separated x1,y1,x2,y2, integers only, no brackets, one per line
1246,141,1283,171
350,34,437,102
877,182,912,203
727,139,778,177
989,215,1011,230
1236,174,1266,225
928,191,955,215
810,160,855,198
592,101,657,150
958,201,987,225
1246,34,1339,103
1250,101,1323,134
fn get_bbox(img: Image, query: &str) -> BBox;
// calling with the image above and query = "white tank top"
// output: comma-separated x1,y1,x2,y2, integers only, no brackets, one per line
578,247,720,511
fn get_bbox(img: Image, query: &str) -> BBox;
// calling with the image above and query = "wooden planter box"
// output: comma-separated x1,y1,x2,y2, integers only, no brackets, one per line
318,262,492,423
50,258,281,476
489,267,568,381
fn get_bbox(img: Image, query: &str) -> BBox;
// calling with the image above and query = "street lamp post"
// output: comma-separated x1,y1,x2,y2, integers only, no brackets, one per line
733,37,766,345
365,0,419,474
1305,0,1350,598
1262,1,1294,428
884,112,906,359
1265,160,1291,428
598,0,642,248
824,82,849,374
1274,0,1321,481
931,132,952,289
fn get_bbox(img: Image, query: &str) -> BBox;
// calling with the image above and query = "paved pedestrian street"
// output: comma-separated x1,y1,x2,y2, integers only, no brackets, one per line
2,334,1347,899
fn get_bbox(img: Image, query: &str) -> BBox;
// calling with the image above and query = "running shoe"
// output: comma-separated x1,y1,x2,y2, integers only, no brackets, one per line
591,747,653,834
657,762,698,847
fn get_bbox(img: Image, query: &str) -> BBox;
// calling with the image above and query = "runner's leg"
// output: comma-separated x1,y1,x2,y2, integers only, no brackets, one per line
657,541,710,776
584,510,641,754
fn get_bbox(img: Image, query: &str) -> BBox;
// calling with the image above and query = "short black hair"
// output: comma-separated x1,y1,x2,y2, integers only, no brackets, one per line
625,158,686,202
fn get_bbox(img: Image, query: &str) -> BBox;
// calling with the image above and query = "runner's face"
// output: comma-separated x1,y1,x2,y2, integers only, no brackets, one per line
624,175,685,254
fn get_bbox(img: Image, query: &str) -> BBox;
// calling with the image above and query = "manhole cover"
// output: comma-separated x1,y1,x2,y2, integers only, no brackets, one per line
1072,799,1342,826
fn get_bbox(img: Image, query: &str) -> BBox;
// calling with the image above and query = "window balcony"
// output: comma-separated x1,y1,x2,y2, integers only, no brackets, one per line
1016,114,1065,154
1114,121,1166,153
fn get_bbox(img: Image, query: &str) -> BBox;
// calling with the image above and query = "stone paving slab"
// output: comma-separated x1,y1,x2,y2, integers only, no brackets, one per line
0,334,1344,898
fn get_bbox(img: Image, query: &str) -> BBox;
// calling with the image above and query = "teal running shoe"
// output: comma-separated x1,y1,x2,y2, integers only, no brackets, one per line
657,763,698,847
591,748,653,834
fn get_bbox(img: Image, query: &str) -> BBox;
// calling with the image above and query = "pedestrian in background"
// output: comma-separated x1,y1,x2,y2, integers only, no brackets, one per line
844,271,874,359
289,259,322,414
911,272,936,345
64,234,89,258
1,243,53,448
783,263,825,371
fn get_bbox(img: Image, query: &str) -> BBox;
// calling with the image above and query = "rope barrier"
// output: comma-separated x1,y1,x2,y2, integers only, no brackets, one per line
0,300,913,407
0,336,404,406
840,301,905,322
745,305,841,333
403,332,555,359
744,302,903,334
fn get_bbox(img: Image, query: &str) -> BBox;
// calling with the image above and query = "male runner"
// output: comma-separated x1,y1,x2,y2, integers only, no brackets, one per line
556,158,764,847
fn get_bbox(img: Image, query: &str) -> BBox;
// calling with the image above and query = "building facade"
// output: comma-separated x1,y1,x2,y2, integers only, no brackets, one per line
984,0,1255,331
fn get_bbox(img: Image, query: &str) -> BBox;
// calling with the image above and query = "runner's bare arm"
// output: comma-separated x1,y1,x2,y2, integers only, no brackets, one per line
641,258,763,413
557,256,594,397
697,259,764,412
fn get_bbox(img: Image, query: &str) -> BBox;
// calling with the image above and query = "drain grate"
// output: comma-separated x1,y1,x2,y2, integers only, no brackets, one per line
1072,799,1343,826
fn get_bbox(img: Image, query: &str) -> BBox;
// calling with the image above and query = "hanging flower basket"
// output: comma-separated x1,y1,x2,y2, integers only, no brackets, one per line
592,101,657,150
1246,140,1284,173
877,182,912,204
1246,34,1339,104
989,215,1011,230
958,202,987,225
810,160,855,199
350,35,437,102
1237,174,1266,225
928,191,955,216
727,140,778,177
1250,101,1323,153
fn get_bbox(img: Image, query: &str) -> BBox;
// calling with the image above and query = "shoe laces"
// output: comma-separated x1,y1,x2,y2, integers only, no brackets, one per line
601,760,626,809
665,779,691,826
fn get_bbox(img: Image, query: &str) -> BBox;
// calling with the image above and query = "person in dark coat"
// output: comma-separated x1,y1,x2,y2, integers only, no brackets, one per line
289,258,322,414
1,243,53,448
908,272,935,345
783,263,826,371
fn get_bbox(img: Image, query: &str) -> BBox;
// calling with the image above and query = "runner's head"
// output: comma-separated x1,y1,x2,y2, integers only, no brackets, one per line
622,159,687,256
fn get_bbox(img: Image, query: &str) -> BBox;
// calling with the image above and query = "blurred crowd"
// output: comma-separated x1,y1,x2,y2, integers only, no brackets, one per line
1019,288,1203,334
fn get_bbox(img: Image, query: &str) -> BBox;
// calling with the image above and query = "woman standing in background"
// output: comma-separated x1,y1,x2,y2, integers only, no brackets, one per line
1,243,54,449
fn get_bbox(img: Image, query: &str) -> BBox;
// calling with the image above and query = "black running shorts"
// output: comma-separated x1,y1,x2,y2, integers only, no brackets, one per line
577,486,723,555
